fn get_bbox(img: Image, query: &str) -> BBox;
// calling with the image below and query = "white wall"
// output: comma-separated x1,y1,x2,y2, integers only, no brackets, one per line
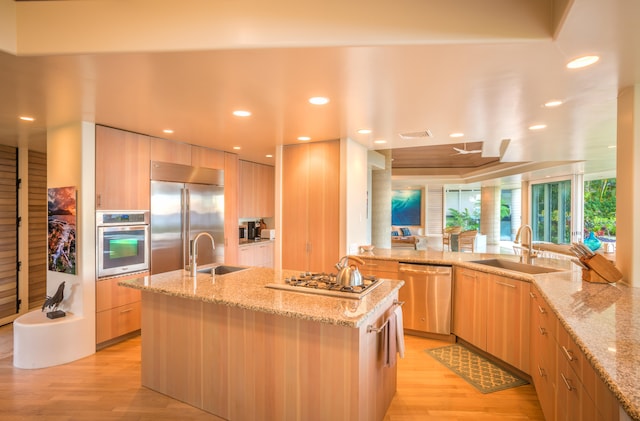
46,121,96,356
341,138,369,255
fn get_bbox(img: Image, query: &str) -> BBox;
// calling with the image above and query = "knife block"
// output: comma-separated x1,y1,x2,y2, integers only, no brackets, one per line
579,254,622,283
581,268,612,284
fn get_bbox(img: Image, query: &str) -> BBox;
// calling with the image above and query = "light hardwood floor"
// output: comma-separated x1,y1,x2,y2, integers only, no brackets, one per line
0,325,543,420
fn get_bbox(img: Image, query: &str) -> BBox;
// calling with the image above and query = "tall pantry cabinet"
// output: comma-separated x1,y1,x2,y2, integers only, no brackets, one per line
281,140,340,273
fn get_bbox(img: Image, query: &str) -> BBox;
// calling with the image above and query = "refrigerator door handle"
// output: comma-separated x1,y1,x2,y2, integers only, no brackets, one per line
182,187,191,269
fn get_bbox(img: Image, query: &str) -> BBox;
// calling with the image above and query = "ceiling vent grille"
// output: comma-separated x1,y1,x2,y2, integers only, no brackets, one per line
399,129,433,139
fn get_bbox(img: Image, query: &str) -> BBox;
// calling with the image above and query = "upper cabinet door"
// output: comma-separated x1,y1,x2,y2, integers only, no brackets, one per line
191,146,225,170
238,160,275,218
95,125,150,210
150,137,191,165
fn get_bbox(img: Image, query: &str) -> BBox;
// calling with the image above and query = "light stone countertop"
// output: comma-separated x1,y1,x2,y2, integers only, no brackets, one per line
118,265,403,329
356,249,639,421
119,250,640,420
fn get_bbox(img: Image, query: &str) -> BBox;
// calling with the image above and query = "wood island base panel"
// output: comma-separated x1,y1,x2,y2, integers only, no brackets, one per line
120,266,403,421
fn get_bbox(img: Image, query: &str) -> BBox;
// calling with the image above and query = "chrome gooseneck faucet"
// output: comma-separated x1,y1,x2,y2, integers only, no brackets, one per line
189,232,215,277
515,224,537,264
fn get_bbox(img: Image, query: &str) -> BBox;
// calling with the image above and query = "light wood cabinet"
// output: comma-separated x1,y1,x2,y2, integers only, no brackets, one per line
238,241,273,268
223,152,239,264
282,141,340,273
452,267,488,350
360,258,399,279
95,125,150,210
486,274,530,373
529,284,558,421
96,273,144,345
191,145,225,169
150,136,191,165
529,284,619,421
238,160,274,218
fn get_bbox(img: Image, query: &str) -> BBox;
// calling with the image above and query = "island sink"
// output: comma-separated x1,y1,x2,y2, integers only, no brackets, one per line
197,265,246,275
470,259,561,274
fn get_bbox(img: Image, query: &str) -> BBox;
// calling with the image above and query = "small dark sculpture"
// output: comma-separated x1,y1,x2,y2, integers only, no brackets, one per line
42,281,66,319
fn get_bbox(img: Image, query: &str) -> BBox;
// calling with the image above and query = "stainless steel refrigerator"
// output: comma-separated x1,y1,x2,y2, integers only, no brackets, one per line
150,161,224,275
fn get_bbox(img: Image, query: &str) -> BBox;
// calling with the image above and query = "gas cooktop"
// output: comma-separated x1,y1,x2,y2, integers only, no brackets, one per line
266,272,382,299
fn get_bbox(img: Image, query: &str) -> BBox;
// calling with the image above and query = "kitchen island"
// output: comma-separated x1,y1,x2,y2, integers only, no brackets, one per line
119,266,403,421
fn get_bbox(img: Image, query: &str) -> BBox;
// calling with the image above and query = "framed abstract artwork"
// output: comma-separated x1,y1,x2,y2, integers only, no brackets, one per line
392,189,422,226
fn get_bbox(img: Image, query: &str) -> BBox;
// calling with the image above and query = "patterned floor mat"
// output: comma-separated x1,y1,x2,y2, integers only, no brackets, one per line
426,344,528,394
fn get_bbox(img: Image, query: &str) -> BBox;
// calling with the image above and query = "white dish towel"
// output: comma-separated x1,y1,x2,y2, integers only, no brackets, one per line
395,304,405,358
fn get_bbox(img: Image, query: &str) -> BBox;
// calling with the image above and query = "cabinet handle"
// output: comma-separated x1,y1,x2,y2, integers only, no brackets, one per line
560,372,574,391
538,326,547,335
561,345,575,362
538,305,546,314
529,291,537,298
97,194,101,208
495,281,516,288
537,365,546,377
120,308,133,314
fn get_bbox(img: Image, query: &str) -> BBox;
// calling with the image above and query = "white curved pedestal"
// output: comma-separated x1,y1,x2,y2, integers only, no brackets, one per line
13,310,86,369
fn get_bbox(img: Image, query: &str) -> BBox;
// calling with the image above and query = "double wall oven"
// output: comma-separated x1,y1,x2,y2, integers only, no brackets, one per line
97,211,150,278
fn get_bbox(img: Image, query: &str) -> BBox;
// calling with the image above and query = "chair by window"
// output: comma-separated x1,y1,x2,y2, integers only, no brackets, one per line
458,230,478,252
442,226,461,251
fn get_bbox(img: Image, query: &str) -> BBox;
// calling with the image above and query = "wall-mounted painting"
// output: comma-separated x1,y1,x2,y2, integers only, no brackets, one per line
48,186,77,274
392,189,422,226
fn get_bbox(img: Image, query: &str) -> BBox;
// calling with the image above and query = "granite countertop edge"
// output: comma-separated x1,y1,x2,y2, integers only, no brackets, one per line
118,266,404,329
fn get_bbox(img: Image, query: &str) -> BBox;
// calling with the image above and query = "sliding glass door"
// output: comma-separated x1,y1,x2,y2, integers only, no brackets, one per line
531,179,572,244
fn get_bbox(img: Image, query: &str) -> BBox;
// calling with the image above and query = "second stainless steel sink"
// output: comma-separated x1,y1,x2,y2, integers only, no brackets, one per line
470,259,561,274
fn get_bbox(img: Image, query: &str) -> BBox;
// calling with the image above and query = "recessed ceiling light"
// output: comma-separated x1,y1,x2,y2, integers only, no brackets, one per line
308,97,329,105
373,139,387,144
297,136,311,141
358,129,372,134
163,129,174,134
233,146,241,150
233,110,251,117
266,154,273,158
529,124,547,130
566,55,599,69
544,100,563,107
449,132,464,138
19,116,35,122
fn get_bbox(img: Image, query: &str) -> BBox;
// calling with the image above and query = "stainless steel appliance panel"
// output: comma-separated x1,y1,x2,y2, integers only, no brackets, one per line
398,263,452,334
150,179,224,275
97,210,150,278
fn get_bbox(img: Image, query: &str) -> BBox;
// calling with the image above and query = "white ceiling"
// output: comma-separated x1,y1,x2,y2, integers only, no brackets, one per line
1,0,638,188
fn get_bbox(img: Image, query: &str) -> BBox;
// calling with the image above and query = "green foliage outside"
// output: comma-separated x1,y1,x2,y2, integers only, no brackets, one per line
446,208,480,230
584,178,616,236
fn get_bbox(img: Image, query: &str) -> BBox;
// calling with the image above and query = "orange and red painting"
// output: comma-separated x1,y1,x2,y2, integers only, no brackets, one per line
47,186,77,274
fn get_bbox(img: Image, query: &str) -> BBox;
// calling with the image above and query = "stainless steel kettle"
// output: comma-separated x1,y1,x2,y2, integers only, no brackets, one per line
335,255,365,287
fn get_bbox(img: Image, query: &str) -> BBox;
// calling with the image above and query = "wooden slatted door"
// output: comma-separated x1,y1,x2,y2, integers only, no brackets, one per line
0,145,18,318
28,151,47,310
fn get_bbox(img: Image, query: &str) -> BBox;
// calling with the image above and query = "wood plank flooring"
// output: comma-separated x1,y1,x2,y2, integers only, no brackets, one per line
0,325,544,420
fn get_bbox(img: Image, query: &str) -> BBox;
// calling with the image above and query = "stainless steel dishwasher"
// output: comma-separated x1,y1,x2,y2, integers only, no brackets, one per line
398,262,452,335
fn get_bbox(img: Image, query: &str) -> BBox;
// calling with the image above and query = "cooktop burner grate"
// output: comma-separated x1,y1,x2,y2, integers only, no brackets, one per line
266,272,382,299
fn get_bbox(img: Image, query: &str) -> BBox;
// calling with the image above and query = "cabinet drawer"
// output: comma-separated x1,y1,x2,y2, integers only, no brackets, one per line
96,276,143,312
96,301,141,344
556,323,586,382
360,259,398,273
529,286,557,339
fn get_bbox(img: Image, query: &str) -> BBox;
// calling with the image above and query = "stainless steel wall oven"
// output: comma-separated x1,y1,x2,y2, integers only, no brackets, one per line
97,211,150,278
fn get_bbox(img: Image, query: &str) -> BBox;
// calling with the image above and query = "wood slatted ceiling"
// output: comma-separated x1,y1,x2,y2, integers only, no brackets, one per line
28,151,47,310
0,145,18,318
427,185,444,235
